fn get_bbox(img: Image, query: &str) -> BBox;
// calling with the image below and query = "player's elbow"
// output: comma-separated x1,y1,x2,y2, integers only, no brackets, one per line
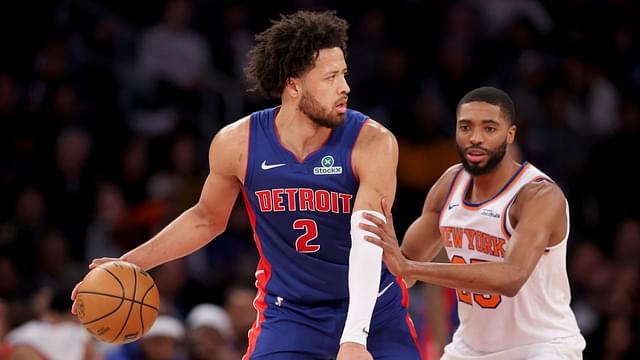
499,266,528,297
191,202,226,236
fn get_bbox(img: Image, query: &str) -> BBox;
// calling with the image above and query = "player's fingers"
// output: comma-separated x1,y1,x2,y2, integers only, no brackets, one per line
71,282,80,300
364,235,383,247
359,223,384,238
89,257,114,269
362,212,386,228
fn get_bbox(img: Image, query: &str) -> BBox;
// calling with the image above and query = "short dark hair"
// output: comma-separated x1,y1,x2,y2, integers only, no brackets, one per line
457,87,516,124
244,10,349,98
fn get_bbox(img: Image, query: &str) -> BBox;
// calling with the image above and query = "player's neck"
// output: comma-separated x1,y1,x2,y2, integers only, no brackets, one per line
468,158,521,203
275,104,332,161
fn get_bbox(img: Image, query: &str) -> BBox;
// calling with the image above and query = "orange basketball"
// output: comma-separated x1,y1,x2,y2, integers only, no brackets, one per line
75,261,160,344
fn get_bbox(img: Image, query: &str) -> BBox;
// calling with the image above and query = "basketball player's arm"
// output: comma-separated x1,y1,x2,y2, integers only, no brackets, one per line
116,123,247,271
364,181,566,297
71,122,246,311
337,120,397,357
399,167,459,286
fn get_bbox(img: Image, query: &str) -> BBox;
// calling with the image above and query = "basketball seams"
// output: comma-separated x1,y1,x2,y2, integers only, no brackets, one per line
111,264,139,342
139,284,157,334
78,293,126,326
102,267,126,296
76,291,159,311
78,266,127,326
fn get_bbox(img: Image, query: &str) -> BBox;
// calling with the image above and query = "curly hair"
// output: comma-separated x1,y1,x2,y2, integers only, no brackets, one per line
244,10,349,99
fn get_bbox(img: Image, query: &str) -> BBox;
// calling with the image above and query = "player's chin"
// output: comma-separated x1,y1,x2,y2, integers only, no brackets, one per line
327,114,345,128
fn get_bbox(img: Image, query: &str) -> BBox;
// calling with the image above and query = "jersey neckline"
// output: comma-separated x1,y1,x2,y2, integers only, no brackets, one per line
271,106,337,164
461,161,530,209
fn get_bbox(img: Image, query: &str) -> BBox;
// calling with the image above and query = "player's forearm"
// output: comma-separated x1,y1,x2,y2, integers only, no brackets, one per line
401,238,442,263
400,230,442,287
341,210,384,346
403,261,526,297
120,204,224,270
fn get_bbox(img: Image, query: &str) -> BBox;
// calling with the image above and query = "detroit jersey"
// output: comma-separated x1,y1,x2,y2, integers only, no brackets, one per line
242,107,396,304
439,162,583,353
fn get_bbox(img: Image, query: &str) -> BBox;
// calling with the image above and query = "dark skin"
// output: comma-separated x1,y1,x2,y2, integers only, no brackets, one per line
361,101,568,297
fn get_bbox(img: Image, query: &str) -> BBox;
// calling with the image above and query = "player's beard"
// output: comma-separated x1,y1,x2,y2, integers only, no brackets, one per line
298,90,345,129
456,140,507,176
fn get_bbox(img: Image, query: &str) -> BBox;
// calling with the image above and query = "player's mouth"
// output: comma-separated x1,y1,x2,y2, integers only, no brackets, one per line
465,149,487,163
336,98,348,113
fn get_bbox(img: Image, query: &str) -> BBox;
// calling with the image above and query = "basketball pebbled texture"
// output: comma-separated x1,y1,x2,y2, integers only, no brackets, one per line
75,261,160,344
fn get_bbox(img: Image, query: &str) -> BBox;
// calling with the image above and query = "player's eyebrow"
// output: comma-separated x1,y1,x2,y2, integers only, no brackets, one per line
457,119,501,125
323,67,347,76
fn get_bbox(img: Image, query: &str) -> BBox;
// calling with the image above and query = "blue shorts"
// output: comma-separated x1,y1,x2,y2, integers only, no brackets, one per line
243,278,424,359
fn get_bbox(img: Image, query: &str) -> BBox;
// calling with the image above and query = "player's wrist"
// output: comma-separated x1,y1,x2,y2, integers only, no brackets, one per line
339,341,367,349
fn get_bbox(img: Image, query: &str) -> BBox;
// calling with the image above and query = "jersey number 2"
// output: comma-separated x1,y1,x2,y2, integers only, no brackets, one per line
293,219,320,253
451,255,502,309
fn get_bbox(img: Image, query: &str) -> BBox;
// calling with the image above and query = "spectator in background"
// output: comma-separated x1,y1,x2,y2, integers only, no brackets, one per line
47,126,96,260
130,0,212,137
35,229,83,291
0,257,21,302
1,185,48,285
6,288,96,360
185,304,239,360
223,285,256,356
85,182,130,263
107,315,185,360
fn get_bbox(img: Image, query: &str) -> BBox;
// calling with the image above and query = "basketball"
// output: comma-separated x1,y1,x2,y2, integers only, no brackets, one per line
75,261,160,344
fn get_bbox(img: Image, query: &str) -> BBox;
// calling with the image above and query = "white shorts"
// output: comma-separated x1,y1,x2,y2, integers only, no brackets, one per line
441,335,586,360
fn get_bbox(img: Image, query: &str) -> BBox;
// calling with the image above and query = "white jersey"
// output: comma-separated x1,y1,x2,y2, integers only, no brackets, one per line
439,162,583,356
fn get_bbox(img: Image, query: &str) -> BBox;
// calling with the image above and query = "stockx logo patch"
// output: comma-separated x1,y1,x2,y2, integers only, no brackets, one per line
314,155,342,175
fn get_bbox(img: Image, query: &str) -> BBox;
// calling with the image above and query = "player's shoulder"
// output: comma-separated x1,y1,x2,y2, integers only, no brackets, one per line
517,178,565,206
210,116,251,153
424,164,464,212
215,115,251,142
354,117,397,151
208,116,251,172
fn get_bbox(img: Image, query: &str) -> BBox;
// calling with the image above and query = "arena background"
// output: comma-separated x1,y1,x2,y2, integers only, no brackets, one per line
0,0,638,359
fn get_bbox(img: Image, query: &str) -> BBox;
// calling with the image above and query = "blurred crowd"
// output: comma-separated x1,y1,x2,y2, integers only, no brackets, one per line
0,0,638,359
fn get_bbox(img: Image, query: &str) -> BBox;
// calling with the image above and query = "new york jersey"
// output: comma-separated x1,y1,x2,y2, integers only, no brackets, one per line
439,162,583,353
242,107,396,304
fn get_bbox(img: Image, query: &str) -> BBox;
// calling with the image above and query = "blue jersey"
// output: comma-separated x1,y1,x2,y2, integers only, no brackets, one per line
242,107,395,304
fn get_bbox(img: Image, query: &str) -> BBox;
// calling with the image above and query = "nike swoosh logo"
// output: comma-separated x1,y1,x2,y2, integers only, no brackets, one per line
377,282,394,298
261,160,286,170
448,203,460,210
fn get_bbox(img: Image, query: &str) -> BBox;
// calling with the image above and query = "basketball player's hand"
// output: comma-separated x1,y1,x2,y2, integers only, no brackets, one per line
361,198,409,278
70,257,120,314
337,342,373,360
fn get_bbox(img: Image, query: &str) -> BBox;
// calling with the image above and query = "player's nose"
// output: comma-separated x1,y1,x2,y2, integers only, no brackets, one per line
469,128,483,145
339,75,350,95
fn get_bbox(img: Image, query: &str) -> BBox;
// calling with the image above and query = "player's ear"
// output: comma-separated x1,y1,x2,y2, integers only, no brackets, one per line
507,124,516,145
285,77,300,98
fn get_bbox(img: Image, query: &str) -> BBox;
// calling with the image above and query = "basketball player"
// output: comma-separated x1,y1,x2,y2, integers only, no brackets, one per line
71,11,422,360
361,87,586,359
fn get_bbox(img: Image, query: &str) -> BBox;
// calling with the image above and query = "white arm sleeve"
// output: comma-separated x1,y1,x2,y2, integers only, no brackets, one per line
339,210,385,346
